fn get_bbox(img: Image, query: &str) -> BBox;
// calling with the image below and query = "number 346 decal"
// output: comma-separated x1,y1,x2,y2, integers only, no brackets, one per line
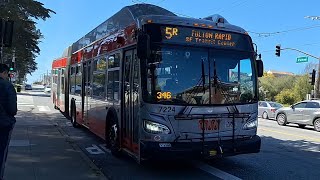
157,92,172,100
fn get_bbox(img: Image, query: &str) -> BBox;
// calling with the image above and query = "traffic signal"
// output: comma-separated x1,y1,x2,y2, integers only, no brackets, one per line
9,61,14,71
3,20,14,47
309,69,316,85
275,45,281,57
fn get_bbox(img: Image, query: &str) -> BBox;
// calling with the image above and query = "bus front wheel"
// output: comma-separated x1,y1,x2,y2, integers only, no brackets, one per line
107,120,121,157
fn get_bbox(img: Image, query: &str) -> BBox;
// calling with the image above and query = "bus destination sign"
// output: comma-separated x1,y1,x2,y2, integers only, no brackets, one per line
161,26,251,50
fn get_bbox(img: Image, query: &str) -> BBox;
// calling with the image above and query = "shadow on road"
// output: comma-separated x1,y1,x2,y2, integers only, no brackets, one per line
7,110,104,180
207,135,320,180
285,124,316,131
13,107,320,180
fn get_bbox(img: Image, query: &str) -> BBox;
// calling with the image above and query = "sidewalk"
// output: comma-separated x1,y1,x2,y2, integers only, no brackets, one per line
4,107,107,180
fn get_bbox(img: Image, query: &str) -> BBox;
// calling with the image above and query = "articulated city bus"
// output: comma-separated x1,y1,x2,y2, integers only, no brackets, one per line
52,4,264,162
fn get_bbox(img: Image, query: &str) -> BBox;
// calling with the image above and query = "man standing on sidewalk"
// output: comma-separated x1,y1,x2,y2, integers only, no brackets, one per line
0,64,17,180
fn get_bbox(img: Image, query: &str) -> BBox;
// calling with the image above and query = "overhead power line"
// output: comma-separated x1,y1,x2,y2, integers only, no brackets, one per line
249,24,320,38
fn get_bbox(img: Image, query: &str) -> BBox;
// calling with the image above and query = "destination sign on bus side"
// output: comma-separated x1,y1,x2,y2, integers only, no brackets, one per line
161,26,250,50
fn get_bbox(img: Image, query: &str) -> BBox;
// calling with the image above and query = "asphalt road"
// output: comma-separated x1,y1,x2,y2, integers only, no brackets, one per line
19,89,320,180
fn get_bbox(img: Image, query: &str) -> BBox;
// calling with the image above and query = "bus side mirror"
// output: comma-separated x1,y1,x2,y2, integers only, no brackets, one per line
137,34,150,60
256,60,263,77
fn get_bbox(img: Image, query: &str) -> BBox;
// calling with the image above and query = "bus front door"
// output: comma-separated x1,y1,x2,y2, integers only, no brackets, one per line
122,49,139,155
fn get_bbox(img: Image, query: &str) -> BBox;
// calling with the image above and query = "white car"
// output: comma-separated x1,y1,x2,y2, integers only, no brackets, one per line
44,86,51,93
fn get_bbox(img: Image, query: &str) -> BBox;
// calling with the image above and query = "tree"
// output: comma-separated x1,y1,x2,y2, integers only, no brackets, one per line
0,0,55,80
259,75,296,101
292,75,313,101
276,89,296,105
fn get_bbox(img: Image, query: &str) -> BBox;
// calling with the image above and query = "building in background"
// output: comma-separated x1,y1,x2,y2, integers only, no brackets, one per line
266,70,294,77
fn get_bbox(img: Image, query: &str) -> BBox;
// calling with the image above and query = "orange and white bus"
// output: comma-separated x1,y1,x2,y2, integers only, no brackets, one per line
52,4,264,162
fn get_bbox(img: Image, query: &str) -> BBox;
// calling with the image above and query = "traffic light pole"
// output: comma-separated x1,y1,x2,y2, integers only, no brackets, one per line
278,47,320,98
281,47,320,60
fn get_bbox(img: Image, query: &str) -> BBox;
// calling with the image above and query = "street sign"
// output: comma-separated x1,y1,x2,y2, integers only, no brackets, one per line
296,56,308,63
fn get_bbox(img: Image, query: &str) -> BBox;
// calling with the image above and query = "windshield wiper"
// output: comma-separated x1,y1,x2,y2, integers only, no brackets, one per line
201,59,206,95
211,59,239,113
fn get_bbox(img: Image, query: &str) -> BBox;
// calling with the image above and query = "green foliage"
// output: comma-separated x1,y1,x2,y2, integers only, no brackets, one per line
259,73,313,105
292,75,313,101
275,89,296,105
259,75,296,101
0,0,55,76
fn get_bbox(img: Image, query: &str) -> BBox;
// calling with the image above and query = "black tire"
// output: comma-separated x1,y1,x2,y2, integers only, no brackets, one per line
71,103,79,128
277,113,287,126
106,118,121,157
298,124,306,128
262,111,269,119
313,118,320,132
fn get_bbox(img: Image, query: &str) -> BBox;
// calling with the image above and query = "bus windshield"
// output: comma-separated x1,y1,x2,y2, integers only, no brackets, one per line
144,45,257,105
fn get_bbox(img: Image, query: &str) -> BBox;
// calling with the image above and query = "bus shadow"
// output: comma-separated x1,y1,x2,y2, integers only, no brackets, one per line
285,124,316,132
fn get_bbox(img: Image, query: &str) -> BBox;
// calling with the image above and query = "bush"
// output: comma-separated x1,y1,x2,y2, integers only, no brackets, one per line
276,89,296,105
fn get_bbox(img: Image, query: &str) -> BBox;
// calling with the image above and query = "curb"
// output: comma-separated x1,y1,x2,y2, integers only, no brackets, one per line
54,123,108,180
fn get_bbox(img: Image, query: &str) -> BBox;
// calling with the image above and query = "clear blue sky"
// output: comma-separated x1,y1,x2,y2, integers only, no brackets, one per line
28,0,320,83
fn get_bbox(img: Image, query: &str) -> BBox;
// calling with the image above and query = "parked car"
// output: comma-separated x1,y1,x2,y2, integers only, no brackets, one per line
25,84,32,90
44,85,51,93
258,101,283,119
275,100,320,132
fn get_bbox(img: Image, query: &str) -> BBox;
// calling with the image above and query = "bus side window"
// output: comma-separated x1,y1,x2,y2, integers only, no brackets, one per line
107,53,120,101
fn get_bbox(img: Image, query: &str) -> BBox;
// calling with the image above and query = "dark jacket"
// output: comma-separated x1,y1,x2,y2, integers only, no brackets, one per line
0,77,17,128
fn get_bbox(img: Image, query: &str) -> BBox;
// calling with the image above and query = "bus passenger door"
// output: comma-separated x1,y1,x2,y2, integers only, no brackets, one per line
82,61,92,126
122,49,139,155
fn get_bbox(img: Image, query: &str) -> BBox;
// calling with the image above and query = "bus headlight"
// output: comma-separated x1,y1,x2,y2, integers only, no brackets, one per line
143,120,171,134
243,118,257,130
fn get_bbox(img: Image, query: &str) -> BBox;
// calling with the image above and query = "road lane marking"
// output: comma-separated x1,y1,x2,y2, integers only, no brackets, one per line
260,128,320,142
18,104,34,107
38,106,51,112
9,140,35,147
99,144,111,153
85,144,105,155
195,162,242,180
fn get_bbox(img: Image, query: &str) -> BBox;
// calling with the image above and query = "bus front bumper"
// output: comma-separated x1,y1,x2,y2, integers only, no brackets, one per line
140,135,261,160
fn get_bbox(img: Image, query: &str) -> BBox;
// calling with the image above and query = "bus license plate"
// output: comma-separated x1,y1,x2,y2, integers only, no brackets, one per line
198,119,219,131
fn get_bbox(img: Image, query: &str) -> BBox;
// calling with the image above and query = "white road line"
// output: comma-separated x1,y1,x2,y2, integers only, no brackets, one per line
18,104,34,107
9,140,35,147
66,122,72,127
99,144,111,153
195,162,242,180
17,102,33,105
85,144,105,155
38,106,51,112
